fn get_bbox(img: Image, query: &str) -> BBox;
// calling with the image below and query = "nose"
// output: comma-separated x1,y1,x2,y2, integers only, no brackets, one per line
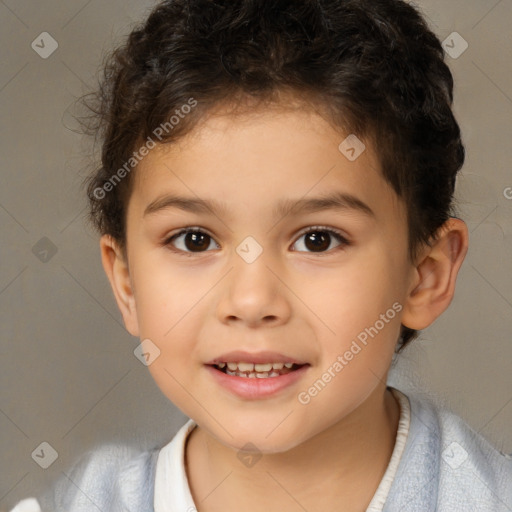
216,249,292,328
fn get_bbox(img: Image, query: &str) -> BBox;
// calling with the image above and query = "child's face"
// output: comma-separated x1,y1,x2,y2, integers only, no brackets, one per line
118,104,416,452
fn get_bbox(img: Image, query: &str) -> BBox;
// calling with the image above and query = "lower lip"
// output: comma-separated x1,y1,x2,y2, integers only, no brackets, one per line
205,364,310,400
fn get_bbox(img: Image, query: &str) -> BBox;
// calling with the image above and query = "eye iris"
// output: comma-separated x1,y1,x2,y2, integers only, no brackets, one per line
178,230,337,253
185,232,210,251
305,231,330,252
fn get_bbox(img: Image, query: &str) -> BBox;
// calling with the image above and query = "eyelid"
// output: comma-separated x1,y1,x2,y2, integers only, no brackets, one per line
165,226,215,240
294,225,350,243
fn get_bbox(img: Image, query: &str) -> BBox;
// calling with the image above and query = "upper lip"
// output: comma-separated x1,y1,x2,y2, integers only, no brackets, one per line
206,350,308,365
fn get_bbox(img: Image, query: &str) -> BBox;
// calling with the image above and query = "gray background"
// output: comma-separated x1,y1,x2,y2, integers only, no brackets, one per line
0,0,511,508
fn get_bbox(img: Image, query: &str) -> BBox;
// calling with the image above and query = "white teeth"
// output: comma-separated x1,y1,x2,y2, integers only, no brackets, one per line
237,362,254,372
219,361,295,372
218,361,300,378
254,363,272,372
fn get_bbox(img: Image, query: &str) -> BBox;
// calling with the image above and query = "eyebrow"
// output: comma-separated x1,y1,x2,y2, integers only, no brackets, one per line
143,191,375,219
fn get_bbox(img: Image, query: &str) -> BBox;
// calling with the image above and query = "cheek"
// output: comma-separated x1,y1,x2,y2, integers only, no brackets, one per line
132,266,205,402
132,253,203,336
296,312,401,432
304,254,402,331
302,253,405,385
141,304,205,417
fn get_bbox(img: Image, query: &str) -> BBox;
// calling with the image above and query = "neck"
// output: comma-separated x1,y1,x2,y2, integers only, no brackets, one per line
185,385,400,512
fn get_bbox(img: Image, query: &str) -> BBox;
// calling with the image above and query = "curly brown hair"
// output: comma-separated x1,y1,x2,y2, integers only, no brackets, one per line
81,0,465,352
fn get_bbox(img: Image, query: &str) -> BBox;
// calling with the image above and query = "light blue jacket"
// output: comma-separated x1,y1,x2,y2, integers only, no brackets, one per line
30,390,512,511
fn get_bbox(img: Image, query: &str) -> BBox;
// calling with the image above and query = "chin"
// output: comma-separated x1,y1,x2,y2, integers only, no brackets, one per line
209,420,310,455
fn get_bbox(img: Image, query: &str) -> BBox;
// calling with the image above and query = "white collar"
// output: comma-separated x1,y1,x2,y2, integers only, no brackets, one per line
154,387,411,512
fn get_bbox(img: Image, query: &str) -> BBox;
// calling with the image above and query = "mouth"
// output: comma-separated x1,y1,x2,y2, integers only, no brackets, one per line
209,361,307,379
205,350,310,398
205,359,310,399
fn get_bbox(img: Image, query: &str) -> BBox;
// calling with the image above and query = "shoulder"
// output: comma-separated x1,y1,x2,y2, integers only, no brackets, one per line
410,390,512,470
386,388,512,511
39,443,159,512
427,396,512,509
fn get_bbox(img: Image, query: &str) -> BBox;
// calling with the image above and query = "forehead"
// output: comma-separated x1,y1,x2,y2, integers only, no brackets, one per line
130,105,404,225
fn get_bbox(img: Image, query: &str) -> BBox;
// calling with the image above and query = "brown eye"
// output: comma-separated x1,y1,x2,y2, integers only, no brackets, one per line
292,228,349,253
183,231,211,251
166,228,219,254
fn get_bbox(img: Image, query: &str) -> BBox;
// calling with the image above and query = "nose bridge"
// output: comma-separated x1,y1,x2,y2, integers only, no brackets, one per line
216,238,291,326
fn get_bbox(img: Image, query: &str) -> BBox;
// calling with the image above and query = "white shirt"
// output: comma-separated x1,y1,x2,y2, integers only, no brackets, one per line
154,387,411,511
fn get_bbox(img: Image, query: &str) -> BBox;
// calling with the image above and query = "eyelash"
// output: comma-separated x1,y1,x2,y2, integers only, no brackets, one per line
163,225,351,257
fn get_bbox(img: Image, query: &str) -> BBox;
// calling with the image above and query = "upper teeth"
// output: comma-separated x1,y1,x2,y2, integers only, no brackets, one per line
220,362,294,371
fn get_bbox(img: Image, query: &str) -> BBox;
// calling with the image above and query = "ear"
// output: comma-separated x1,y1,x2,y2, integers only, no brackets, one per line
401,218,469,330
99,235,140,337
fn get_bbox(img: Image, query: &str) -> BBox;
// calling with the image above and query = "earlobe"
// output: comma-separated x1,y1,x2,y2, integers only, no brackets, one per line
401,218,469,331
99,235,140,337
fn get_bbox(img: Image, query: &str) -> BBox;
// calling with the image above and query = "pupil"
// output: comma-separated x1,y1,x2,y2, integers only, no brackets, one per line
186,232,210,251
305,232,330,252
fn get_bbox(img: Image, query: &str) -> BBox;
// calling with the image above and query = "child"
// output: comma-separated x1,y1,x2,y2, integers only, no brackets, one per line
11,0,512,510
